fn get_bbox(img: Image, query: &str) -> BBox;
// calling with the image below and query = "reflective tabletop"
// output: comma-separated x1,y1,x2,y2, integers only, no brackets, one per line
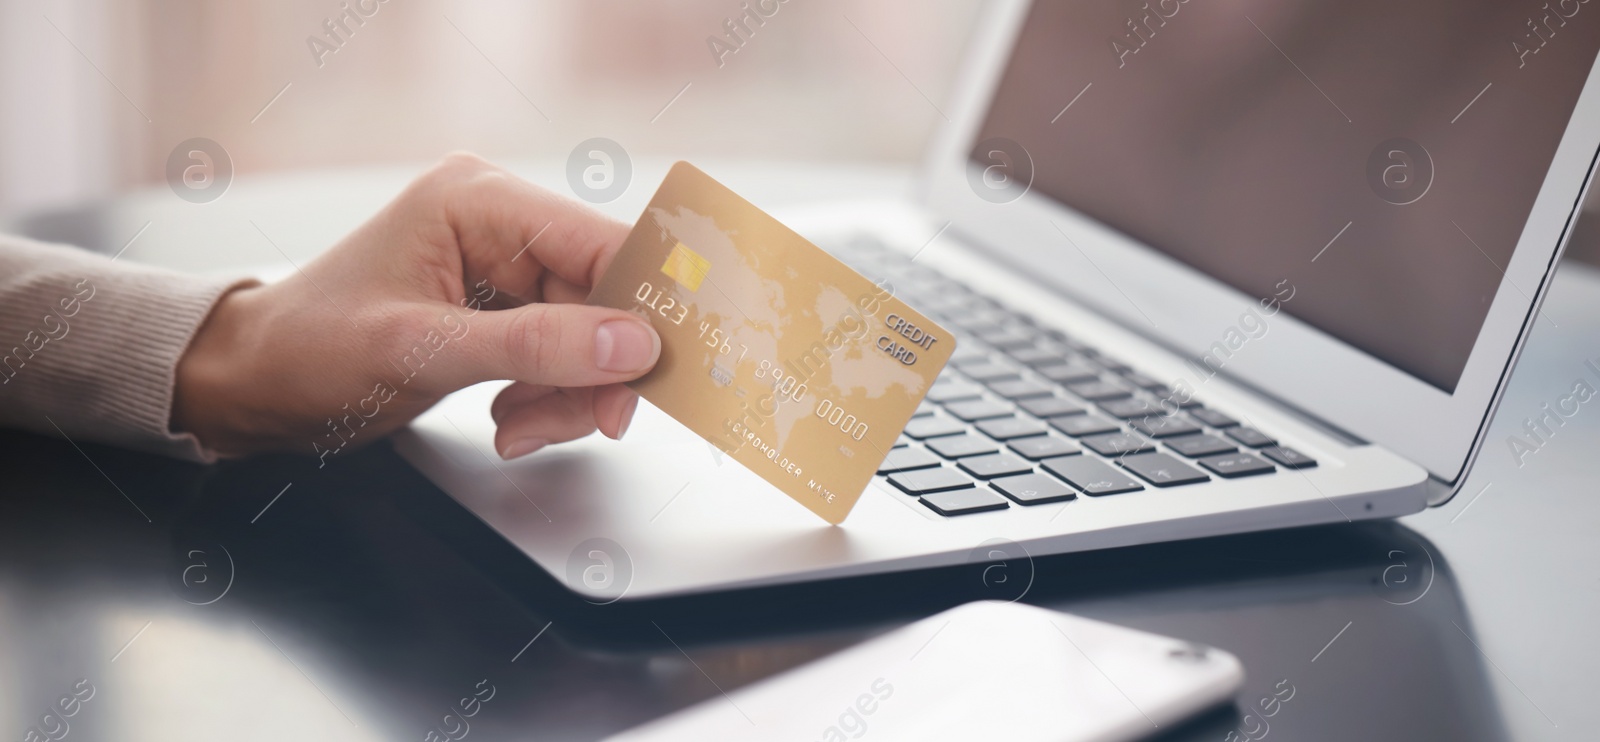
3,164,1598,741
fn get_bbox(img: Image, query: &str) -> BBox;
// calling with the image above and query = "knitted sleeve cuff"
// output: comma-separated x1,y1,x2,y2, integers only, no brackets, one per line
0,235,258,462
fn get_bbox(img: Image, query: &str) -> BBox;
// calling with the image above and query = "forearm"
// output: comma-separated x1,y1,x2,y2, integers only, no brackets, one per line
0,234,256,461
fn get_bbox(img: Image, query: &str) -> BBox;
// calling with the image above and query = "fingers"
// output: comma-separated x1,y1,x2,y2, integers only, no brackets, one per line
591,383,640,440
411,153,633,303
420,301,660,394
493,386,598,459
491,383,640,458
540,274,592,306
490,381,555,424
377,154,654,458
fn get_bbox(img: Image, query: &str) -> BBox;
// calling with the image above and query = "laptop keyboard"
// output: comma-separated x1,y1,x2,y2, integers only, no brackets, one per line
833,235,1318,518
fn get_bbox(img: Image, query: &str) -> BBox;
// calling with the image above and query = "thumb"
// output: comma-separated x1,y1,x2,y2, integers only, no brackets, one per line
421,302,661,392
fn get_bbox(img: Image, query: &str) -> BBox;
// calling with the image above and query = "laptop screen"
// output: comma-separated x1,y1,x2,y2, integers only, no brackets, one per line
972,1,1600,393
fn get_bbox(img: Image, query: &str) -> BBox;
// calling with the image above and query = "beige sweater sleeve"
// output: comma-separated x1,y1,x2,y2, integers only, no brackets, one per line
0,234,256,462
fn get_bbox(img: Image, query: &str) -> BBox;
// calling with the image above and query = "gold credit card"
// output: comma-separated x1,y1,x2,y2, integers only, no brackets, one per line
588,162,955,524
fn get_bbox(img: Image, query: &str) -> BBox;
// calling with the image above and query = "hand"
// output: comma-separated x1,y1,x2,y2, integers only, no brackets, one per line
173,153,659,461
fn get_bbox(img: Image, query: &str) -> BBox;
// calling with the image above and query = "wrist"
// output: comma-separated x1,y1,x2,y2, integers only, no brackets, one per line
172,283,265,456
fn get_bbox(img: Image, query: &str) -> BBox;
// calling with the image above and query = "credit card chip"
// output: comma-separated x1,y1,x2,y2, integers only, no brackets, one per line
660,241,711,292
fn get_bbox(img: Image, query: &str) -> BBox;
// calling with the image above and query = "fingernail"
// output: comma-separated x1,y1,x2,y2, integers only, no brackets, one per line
595,320,659,373
615,395,640,440
501,437,549,460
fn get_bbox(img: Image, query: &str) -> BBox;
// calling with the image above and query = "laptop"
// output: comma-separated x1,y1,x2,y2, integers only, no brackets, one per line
394,0,1600,601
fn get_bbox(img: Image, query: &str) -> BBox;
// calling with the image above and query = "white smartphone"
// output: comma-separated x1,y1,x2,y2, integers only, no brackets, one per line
607,600,1244,742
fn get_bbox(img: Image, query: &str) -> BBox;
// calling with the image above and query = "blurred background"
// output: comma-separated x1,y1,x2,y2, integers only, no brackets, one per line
2,0,1598,265
0,0,977,215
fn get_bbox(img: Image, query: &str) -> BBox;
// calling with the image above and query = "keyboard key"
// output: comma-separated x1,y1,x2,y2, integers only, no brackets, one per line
1042,456,1144,496
927,380,984,403
908,284,954,302
988,379,1055,400
1006,346,1068,367
1166,434,1237,458
991,473,1077,505
1093,356,1134,373
1042,329,1098,355
895,286,937,305
958,452,1035,479
877,447,940,474
1198,452,1275,478
1018,396,1086,418
960,362,1023,382
976,416,1050,441
1081,432,1156,457
1099,397,1157,419
949,343,991,366
1049,414,1121,437
976,327,1037,351
1157,390,1203,409
904,416,968,440
1226,427,1277,448
912,401,936,418
1189,408,1239,428
1008,434,1081,460
1261,446,1318,469
953,305,1004,323
920,487,1010,516
1067,378,1134,401
926,434,1001,459
952,352,1001,369
1119,371,1168,390
950,314,1003,331
945,398,1016,422
1128,414,1202,438
888,466,976,495
1118,453,1210,487
1037,361,1102,384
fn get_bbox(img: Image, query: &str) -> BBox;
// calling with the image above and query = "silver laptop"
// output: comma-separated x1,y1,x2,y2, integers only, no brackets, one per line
395,0,1600,601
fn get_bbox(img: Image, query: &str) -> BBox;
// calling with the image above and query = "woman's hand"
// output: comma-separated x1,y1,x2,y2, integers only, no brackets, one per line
173,153,659,461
